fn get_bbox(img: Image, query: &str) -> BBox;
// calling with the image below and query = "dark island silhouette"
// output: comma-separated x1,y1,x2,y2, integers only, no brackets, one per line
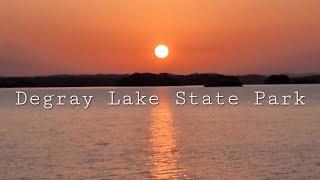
264,75,291,84
118,73,242,87
0,73,319,88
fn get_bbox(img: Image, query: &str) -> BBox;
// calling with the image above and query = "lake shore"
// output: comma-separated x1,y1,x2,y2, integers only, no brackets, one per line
1,73,319,88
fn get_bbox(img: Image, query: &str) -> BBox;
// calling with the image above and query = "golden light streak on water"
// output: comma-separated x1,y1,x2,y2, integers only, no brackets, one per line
149,91,186,179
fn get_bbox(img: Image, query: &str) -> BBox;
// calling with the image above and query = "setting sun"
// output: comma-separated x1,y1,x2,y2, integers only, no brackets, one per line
155,45,169,59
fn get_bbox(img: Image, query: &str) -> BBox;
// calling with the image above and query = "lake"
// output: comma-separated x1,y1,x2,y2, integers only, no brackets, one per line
0,85,320,179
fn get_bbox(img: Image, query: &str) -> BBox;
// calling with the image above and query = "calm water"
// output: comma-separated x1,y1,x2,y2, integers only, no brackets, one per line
0,85,320,179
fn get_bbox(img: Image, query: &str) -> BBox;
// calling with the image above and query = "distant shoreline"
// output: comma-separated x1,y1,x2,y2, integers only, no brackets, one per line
0,73,319,88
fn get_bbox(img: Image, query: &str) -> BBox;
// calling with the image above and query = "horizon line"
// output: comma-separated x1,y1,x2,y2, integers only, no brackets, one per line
1,72,319,78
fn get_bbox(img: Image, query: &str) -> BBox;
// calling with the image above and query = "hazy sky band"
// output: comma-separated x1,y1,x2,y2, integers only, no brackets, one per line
0,0,319,76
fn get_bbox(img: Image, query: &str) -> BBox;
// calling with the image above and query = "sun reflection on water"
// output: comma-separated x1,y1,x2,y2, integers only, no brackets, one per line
149,91,186,179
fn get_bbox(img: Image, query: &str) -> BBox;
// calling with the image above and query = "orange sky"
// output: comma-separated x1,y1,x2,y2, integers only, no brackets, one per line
0,0,319,76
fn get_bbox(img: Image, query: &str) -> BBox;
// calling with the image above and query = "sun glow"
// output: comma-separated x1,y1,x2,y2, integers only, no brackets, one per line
155,45,169,59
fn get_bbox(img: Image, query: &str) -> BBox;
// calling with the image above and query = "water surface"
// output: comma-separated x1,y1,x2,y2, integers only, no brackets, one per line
0,85,320,179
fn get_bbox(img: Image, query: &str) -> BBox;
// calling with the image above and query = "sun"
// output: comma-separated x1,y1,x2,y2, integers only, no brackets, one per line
155,44,169,59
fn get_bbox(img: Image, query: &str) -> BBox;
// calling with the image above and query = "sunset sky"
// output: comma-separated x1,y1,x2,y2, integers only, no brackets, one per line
0,0,319,76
